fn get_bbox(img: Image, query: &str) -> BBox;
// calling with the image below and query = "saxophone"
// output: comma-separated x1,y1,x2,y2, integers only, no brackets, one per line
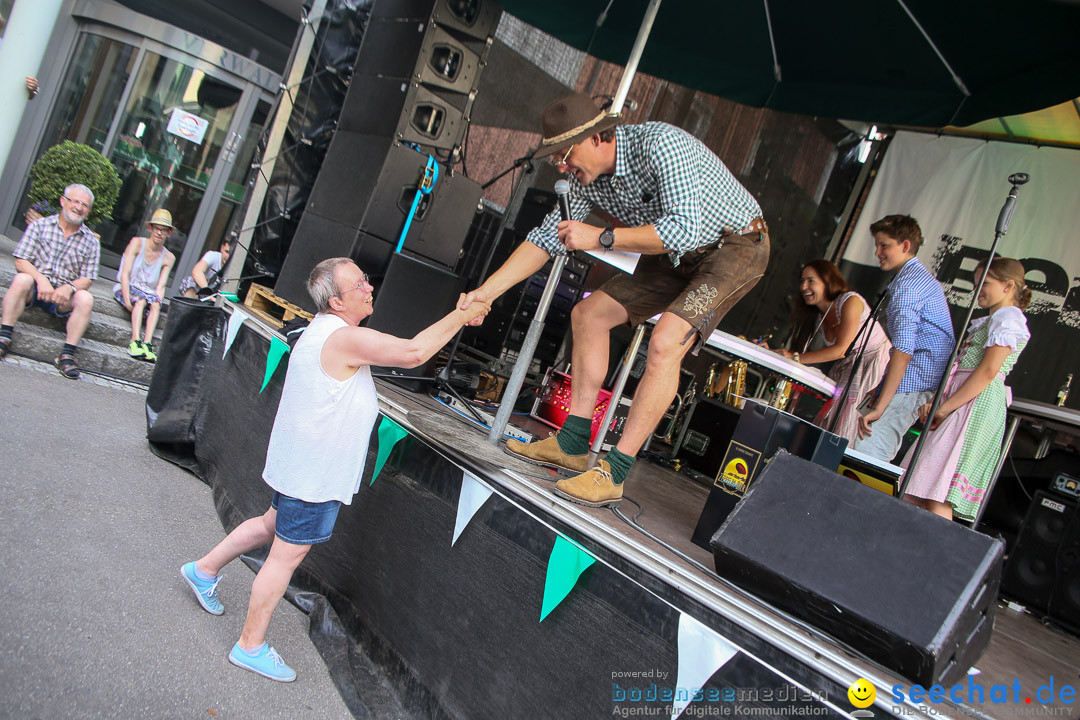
724,360,748,409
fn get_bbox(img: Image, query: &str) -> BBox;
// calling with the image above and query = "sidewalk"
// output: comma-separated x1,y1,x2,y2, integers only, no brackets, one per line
0,357,353,718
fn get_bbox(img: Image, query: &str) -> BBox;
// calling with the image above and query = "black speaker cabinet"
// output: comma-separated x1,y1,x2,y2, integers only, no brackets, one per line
276,134,481,310
711,451,1004,686
674,396,742,482
366,252,464,391
355,21,483,95
340,75,468,151
691,400,847,550
1003,490,1080,633
370,0,501,41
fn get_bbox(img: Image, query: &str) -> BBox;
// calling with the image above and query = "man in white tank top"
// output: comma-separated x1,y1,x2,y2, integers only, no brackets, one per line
179,257,489,682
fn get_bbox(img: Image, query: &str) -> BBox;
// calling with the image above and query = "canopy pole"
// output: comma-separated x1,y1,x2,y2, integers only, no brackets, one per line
610,0,664,114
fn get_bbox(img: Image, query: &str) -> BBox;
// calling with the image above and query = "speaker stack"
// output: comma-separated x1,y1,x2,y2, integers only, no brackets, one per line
1002,490,1080,633
274,0,500,314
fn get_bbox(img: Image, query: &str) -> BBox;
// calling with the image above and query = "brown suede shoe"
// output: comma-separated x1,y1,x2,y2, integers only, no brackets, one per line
554,459,623,508
505,434,589,473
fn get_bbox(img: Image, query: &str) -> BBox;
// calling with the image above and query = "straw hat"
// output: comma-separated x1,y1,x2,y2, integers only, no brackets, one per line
147,208,175,229
535,93,622,158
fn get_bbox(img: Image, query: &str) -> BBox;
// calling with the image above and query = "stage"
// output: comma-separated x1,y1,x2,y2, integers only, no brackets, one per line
147,299,1079,719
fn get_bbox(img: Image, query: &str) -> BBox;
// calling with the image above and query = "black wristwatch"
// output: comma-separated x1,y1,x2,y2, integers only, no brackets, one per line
598,226,615,250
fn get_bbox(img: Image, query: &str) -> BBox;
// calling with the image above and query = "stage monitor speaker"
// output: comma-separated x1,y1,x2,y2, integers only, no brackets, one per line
370,0,502,41
1003,490,1080,632
710,451,1003,687
366,252,465,391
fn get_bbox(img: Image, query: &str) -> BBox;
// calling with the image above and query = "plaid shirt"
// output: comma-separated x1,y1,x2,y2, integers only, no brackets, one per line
14,214,100,286
526,122,762,267
885,258,955,393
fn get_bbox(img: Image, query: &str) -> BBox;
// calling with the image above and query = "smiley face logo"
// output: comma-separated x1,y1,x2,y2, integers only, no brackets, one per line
848,678,876,709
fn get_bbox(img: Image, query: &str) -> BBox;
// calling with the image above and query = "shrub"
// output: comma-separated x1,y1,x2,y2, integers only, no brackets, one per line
27,141,122,225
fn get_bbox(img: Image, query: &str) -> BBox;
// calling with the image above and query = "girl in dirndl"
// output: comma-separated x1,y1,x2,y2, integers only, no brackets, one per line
901,257,1031,522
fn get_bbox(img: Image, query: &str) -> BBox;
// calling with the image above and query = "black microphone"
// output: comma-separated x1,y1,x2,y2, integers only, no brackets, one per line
554,179,572,222
995,173,1030,236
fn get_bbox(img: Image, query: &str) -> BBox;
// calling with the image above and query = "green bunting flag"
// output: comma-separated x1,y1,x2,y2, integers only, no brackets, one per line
540,535,596,622
222,293,240,302
372,415,408,485
259,336,290,393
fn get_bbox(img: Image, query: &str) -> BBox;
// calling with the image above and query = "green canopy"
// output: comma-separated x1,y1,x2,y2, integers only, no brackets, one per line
498,0,1080,128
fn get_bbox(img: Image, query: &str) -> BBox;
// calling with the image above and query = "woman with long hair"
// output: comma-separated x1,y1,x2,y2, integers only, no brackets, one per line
902,257,1031,522
772,260,891,442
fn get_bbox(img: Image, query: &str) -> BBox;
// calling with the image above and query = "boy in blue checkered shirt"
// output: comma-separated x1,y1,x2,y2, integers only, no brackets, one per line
854,215,954,462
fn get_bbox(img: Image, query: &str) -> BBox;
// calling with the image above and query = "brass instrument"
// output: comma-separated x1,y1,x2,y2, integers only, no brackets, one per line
770,377,793,411
723,360,748,409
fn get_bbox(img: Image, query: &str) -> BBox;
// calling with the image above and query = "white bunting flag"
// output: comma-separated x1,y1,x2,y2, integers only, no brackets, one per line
672,613,738,719
452,470,493,546
224,308,247,358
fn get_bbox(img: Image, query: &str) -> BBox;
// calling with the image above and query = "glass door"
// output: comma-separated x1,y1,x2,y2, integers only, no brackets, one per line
97,48,246,269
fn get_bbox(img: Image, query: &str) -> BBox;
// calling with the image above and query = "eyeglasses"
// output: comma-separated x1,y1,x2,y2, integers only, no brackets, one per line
337,273,371,296
62,195,92,209
149,225,173,235
548,144,575,167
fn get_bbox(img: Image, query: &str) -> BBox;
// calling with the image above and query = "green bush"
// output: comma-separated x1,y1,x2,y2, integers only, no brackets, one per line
27,141,121,225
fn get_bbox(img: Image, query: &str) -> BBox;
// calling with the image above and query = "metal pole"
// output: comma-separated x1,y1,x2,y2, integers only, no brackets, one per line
225,0,329,286
610,0,664,114
591,323,647,453
488,256,568,442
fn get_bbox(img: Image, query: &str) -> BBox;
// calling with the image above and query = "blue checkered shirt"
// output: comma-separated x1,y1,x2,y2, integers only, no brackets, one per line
14,214,100,286
885,258,955,393
526,122,762,267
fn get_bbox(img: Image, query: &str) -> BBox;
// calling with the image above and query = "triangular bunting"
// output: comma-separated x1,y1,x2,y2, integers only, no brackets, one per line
372,415,408,485
672,613,738,719
259,336,290,393
223,308,247,358
452,471,493,546
540,535,596,622
221,293,240,302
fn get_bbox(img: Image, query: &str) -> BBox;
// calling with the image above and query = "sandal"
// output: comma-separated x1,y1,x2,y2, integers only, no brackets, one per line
54,352,80,379
0,336,10,359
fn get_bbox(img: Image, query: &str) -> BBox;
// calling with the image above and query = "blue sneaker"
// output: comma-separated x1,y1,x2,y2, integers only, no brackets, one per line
228,643,297,682
180,562,224,615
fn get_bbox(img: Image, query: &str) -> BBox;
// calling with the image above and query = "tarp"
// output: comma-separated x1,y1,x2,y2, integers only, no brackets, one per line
499,0,1080,128
840,130,1080,404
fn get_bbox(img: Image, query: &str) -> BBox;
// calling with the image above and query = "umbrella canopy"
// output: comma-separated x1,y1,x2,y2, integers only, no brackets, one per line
499,0,1080,128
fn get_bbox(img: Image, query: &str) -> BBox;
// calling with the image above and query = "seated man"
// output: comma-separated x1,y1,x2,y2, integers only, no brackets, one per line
1,184,99,379
113,209,177,362
179,238,230,298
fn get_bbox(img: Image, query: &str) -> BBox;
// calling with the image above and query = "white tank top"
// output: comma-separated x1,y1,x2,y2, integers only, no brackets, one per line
262,313,379,504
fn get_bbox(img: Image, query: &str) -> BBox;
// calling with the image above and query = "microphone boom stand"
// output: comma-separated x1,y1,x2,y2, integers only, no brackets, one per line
896,173,1029,501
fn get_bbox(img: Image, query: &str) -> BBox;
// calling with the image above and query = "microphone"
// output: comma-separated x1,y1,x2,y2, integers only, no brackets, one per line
995,173,1030,236
554,179,572,222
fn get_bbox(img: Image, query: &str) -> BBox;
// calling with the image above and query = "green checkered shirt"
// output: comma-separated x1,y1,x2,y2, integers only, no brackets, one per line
526,122,762,266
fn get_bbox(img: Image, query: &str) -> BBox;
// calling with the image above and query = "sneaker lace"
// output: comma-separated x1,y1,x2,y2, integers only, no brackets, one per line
266,647,286,668
203,577,221,599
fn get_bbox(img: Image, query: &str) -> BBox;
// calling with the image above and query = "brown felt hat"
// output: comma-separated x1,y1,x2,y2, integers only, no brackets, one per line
535,93,622,158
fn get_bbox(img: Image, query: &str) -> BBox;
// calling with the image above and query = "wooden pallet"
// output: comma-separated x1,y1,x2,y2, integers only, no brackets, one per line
243,284,313,328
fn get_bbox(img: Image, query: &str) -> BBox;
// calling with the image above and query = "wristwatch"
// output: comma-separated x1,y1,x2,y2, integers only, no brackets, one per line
598,226,615,250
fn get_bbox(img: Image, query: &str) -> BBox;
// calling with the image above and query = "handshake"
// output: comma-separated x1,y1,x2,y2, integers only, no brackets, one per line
457,289,492,327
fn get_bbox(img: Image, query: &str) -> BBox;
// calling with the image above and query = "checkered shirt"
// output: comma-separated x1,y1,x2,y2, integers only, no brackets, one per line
885,257,955,393
526,122,762,267
13,214,100,286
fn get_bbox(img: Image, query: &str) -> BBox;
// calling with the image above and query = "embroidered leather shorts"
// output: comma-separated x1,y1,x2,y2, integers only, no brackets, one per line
598,228,770,355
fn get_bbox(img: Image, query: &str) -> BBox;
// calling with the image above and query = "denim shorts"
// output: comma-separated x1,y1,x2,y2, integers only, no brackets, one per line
27,283,72,318
271,491,342,545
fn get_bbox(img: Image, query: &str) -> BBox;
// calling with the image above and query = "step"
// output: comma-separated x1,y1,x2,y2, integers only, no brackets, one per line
2,322,156,384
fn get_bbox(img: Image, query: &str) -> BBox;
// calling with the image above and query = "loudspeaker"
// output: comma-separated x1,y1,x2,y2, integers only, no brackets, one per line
691,400,847,550
711,451,1004,686
1003,491,1080,632
366,252,464,390
339,76,468,151
674,396,742,482
370,0,501,41
275,134,481,310
354,22,483,95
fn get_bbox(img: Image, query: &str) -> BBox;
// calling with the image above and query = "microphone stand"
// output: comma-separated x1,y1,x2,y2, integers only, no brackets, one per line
826,289,888,435
896,174,1030,500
